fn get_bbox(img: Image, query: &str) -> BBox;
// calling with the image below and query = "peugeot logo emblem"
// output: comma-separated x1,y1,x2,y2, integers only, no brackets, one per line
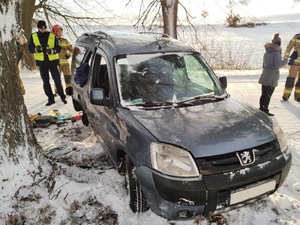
236,150,255,166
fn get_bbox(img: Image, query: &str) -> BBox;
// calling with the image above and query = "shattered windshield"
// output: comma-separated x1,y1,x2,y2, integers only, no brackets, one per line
115,52,225,108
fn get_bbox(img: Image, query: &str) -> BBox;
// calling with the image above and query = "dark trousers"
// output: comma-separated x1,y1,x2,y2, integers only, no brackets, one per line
40,65,66,101
259,85,275,112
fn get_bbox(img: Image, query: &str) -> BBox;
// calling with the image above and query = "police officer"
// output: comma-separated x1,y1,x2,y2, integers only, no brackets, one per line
282,33,300,101
52,24,73,96
28,20,67,106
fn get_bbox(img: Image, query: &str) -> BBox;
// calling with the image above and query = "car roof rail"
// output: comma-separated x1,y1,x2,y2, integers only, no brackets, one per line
82,32,107,39
138,32,171,38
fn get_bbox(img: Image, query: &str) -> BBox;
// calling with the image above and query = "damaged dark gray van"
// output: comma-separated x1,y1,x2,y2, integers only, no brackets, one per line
71,31,292,220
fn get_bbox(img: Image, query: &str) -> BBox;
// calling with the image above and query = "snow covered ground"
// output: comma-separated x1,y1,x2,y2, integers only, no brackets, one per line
1,23,300,225
11,66,299,225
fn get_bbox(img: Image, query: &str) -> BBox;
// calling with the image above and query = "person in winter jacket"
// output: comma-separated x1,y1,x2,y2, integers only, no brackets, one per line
28,20,67,106
52,24,73,96
258,33,288,116
282,33,300,101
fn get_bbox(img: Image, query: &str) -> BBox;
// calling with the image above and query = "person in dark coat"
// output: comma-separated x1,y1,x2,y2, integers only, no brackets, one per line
258,33,288,116
28,20,67,106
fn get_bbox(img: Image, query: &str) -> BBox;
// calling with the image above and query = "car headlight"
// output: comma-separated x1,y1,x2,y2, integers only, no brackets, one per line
150,142,200,177
272,117,288,152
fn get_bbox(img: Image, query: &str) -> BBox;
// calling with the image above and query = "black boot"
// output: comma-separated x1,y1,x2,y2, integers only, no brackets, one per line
263,109,274,116
294,97,300,102
65,87,73,96
46,100,55,106
62,98,67,104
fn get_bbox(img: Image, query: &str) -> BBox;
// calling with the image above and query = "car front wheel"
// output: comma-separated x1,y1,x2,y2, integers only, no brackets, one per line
72,97,83,111
125,155,149,213
81,112,89,126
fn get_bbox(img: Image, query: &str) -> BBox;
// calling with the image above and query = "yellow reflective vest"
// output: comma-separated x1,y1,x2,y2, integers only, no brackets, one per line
32,32,59,61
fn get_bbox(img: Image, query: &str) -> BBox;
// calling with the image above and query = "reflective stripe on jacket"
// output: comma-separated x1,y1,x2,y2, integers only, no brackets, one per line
284,33,300,59
58,38,73,65
32,33,59,61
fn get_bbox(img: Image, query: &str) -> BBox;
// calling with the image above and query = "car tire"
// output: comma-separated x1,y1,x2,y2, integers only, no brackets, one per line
125,155,149,213
72,98,83,111
81,112,89,126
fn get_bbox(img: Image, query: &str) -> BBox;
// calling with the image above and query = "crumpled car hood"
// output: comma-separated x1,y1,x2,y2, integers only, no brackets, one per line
129,98,276,158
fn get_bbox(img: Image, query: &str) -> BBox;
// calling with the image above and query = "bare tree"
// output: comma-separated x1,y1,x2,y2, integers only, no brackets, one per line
132,0,197,39
0,1,61,223
226,0,242,27
33,0,112,36
23,0,255,67
0,0,39,164
160,0,178,38
22,0,112,69
132,0,252,37
19,0,37,69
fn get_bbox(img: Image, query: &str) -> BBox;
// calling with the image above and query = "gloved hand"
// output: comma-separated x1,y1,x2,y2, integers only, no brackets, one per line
65,54,70,59
35,46,42,53
46,48,56,54
284,52,290,59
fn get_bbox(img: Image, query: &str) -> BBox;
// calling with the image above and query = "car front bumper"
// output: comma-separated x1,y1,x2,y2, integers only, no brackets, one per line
135,149,292,220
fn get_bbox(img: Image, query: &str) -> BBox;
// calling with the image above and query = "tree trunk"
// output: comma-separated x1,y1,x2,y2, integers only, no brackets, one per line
0,0,46,220
160,0,178,39
19,0,36,69
0,0,39,164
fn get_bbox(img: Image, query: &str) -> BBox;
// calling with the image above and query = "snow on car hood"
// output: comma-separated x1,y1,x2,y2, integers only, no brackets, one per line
129,98,276,158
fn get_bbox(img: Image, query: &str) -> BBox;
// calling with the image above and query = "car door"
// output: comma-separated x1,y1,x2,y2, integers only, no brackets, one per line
87,51,121,162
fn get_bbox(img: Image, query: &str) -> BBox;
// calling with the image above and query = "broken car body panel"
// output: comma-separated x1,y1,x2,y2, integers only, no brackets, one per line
71,31,292,220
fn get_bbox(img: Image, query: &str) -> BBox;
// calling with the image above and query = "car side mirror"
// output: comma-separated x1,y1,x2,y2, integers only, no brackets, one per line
219,76,227,90
90,88,107,105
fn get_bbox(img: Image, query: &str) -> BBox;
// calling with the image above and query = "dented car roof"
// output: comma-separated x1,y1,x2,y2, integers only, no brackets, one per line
76,30,195,55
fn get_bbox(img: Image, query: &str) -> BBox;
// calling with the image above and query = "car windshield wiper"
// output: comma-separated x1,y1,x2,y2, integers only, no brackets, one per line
125,101,175,108
125,94,228,109
177,93,228,105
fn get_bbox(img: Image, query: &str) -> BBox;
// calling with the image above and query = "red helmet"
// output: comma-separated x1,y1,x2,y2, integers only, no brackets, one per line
52,24,62,34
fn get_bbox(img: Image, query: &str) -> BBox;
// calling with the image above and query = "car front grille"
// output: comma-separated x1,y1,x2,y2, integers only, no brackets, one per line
195,140,281,175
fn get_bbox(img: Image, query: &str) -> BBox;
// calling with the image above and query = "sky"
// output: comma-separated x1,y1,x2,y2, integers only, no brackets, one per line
0,21,299,224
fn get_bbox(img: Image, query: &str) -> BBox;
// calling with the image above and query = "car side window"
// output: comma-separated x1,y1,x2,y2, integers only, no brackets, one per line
91,54,110,99
72,46,92,87
71,46,87,73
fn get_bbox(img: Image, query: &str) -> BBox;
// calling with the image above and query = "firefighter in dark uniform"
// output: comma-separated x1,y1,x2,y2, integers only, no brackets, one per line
28,20,67,106
282,33,300,101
